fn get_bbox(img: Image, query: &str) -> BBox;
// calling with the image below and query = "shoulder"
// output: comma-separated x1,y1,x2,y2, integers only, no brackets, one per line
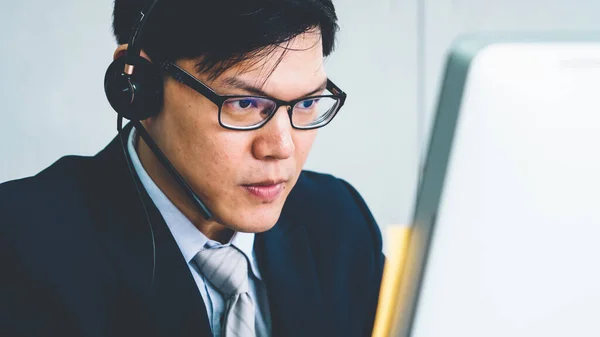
0,155,93,207
0,155,96,242
0,154,108,290
285,169,383,263
0,155,117,335
286,170,385,333
292,170,378,224
288,170,379,229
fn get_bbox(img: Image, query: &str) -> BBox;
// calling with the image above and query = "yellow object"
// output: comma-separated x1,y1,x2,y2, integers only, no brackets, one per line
371,225,411,337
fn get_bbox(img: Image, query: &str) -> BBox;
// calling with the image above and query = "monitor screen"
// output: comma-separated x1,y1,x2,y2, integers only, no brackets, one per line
395,36,600,337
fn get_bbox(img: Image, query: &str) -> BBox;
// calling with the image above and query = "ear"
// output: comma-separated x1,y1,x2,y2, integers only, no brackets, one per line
113,44,128,60
113,44,153,62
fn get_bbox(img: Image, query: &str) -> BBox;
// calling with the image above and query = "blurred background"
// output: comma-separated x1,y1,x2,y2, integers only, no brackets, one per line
2,0,600,240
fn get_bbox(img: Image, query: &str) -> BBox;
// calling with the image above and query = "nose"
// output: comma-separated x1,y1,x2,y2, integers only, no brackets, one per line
251,106,295,160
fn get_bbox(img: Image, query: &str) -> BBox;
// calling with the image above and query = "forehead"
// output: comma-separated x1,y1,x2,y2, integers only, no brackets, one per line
214,31,327,99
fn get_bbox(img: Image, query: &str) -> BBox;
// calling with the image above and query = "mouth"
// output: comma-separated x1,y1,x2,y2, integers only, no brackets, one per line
242,179,287,202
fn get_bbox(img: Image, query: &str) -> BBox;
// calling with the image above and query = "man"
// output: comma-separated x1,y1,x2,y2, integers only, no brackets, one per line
0,1,384,336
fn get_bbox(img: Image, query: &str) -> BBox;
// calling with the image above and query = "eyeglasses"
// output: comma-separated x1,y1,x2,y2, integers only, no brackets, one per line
159,61,347,131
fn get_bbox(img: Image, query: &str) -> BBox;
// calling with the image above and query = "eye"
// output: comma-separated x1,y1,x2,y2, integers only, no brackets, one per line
299,98,320,109
236,99,256,109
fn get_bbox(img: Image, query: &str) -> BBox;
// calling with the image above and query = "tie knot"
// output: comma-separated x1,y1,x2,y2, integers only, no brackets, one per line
193,246,250,297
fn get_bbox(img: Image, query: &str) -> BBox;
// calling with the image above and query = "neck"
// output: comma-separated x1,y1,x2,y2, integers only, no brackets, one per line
135,132,234,244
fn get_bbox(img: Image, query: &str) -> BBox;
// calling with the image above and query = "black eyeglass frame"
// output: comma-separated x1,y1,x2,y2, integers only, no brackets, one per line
159,61,347,131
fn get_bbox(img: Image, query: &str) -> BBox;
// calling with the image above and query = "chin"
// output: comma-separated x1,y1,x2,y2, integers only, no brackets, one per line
221,204,283,233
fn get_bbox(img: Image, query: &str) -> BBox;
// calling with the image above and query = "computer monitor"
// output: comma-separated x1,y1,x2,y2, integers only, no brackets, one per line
394,34,600,337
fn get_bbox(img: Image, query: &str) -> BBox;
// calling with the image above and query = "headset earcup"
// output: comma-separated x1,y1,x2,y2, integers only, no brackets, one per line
104,56,164,121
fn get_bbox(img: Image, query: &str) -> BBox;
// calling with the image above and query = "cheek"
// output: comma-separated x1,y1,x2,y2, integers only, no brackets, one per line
162,77,219,130
293,131,318,166
184,131,254,194
162,83,222,159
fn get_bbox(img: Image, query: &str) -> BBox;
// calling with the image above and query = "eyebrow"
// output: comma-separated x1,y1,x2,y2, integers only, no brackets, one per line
219,77,329,99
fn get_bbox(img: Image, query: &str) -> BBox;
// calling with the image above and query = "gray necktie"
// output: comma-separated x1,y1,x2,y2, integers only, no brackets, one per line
194,246,256,337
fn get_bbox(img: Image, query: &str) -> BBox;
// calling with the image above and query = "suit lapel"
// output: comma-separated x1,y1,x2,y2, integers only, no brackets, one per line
142,198,213,337
87,126,212,337
255,216,329,337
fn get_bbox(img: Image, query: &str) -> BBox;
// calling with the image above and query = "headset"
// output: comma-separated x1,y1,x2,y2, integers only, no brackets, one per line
103,0,215,286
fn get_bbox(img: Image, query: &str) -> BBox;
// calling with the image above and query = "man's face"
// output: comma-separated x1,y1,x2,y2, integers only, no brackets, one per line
144,31,325,233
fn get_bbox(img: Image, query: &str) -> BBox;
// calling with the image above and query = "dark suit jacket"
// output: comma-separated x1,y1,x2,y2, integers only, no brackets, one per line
0,128,384,337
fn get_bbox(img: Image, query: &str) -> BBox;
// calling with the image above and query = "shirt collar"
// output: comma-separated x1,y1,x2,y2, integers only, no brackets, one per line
126,127,262,280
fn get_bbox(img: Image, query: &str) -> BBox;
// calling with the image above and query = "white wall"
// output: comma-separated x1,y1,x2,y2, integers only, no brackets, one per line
0,1,117,180
0,1,420,230
306,0,419,228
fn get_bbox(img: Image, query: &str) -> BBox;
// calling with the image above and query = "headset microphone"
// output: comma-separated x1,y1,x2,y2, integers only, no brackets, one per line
104,0,214,221
132,120,213,218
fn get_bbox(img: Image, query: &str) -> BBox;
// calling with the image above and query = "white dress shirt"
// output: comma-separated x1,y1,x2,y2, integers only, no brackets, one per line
127,128,272,337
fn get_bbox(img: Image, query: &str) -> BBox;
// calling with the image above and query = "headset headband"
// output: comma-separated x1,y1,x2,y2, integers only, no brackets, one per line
124,0,160,75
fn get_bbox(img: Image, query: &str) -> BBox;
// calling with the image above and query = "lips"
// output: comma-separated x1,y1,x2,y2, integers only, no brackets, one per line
242,180,286,202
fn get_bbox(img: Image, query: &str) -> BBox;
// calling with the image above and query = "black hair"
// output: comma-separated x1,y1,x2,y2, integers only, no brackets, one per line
112,0,339,80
